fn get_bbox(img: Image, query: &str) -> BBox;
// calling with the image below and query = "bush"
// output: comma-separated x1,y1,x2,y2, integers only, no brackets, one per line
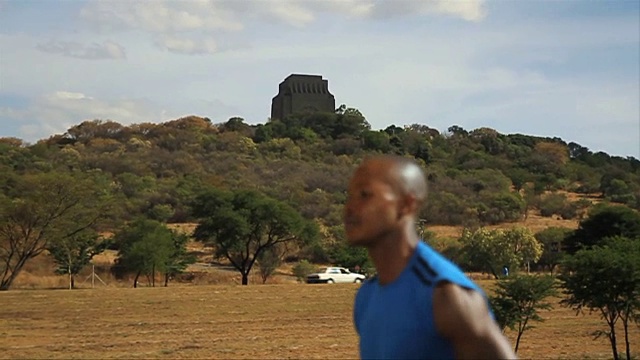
477,192,526,225
538,192,577,219
292,260,316,282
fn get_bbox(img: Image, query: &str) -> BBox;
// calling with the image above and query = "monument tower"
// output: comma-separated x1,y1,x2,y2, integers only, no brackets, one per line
271,74,335,120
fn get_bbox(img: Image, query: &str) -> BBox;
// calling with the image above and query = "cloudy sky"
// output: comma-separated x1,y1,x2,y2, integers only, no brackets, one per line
0,0,638,158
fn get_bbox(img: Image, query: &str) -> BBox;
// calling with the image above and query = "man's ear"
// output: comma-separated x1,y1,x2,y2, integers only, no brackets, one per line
399,194,418,216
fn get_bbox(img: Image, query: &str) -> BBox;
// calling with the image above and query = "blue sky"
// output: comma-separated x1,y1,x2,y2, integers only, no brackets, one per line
0,0,638,159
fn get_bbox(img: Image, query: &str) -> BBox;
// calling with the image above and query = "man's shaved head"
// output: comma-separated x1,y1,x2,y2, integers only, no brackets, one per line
356,155,428,207
344,155,428,246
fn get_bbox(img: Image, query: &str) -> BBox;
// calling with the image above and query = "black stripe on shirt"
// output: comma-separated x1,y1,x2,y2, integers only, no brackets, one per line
417,256,437,278
412,266,433,286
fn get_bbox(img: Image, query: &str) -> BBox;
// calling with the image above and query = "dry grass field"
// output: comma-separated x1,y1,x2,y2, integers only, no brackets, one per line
1,282,639,360
4,198,637,359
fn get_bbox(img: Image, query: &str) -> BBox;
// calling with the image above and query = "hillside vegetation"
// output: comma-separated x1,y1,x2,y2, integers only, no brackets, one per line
1,108,639,288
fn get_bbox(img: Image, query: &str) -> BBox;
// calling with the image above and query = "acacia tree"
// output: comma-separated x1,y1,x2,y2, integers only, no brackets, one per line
560,237,640,360
489,274,558,353
0,172,113,290
47,230,111,289
163,231,196,287
191,189,318,285
564,204,640,254
460,227,543,278
113,219,175,288
534,227,572,274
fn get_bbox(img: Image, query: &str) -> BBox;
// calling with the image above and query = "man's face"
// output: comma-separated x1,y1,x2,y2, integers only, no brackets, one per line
343,162,401,247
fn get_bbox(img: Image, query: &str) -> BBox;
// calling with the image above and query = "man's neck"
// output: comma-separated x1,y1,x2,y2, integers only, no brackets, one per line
368,227,420,285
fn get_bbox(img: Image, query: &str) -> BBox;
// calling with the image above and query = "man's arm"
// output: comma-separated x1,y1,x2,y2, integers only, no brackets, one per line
433,282,517,360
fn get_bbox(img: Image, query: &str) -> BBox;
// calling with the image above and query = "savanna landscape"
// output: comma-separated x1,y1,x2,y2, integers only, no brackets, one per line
2,114,640,359
2,213,639,359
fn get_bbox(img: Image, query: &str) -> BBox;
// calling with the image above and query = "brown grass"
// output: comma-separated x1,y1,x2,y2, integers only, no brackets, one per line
427,211,580,240
6,208,634,358
1,283,638,359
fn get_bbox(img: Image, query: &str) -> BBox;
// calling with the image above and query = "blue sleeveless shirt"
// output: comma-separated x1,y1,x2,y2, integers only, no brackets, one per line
353,241,489,360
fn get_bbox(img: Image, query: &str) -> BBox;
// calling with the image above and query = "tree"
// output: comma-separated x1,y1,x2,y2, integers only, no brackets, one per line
564,204,640,254
257,246,282,284
362,130,391,153
333,107,370,138
329,241,372,274
477,192,526,225
220,117,252,137
489,274,558,353
560,237,640,360
47,230,111,289
460,227,543,278
0,172,114,290
64,120,125,143
538,193,576,219
163,231,196,287
534,227,572,274
113,219,176,287
191,189,318,285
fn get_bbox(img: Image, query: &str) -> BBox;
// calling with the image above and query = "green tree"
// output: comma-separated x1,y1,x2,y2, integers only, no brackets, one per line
113,219,175,288
333,106,370,138
0,172,113,290
191,189,318,285
538,192,577,219
292,259,316,282
564,204,640,254
362,130,391,153
163,231,196,287
477,192,526,225
534,227,572,274
489,274,558,353
560,237,640,360
329,241,372,274
257,245,282,284
460,227,543,278
47,230,111,289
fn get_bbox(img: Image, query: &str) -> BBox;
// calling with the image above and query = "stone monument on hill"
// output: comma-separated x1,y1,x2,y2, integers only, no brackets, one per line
270,74,336,120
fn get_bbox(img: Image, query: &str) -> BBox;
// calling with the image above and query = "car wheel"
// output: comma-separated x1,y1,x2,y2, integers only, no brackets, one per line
327,279,335,284
354,278,362,283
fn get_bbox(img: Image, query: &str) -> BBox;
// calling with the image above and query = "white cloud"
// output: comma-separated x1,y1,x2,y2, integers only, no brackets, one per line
431,0,486,22
261,1,316,27
76,0,485,56
368,0,485,21
0,92,178,142
52,91,93,100
36,40,126,60
154,34,218,55
79,0,244,33
315,0,375,18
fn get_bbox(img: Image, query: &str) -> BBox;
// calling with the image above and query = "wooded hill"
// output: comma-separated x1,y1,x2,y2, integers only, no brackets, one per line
1,107,639,286
4,107,638,225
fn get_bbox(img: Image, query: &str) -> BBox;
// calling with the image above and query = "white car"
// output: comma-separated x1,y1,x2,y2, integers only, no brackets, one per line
306,267,366,284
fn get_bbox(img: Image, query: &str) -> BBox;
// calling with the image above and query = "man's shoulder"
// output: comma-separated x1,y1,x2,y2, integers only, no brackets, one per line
415,242,479,291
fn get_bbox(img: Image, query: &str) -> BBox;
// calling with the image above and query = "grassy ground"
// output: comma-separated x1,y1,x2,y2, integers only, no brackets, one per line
1,283,638,360
5,201,633,359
